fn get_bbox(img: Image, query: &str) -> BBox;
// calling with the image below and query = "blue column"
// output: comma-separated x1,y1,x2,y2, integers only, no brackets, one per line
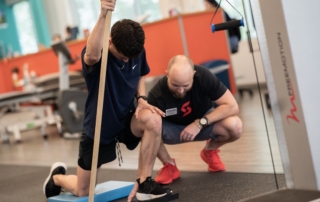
28,0,50,47
0,0,21,57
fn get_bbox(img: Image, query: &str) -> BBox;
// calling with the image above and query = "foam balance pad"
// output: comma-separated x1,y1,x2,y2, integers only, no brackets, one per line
48,181,134,202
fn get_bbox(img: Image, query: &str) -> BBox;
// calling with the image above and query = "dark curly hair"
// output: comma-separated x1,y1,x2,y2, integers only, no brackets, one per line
111,19,145,58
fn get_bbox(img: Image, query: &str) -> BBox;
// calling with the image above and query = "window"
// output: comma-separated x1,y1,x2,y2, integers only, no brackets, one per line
73,0,99,34
135,0,162,23
13,1,38,54
73,0,162,36
110,0,136,24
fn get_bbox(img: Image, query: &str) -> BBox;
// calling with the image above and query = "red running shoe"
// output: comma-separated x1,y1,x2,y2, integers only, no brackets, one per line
200,149,226,172
155,158,180,184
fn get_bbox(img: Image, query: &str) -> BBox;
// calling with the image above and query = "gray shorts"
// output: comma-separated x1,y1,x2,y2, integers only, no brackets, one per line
162,108,217,144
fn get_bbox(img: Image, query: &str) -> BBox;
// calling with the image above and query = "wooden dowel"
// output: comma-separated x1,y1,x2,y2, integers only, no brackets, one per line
88,11,112,202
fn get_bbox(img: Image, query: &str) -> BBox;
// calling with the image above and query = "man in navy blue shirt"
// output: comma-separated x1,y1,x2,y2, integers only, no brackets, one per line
43,1,172,201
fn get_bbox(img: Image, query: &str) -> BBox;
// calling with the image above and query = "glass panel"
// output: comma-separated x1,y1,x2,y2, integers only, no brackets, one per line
73,0,163,36
13,1,38,55
111,0,135,24
135,0,162,23
74,0,98,34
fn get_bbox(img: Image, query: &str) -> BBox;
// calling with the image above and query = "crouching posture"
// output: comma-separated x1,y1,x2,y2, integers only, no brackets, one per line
148,55,242,184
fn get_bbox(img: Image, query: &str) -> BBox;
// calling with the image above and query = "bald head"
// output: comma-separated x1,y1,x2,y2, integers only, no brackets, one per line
166,55,195,99
167,55,194,75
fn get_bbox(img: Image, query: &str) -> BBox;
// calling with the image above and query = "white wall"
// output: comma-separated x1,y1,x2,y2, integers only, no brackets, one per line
281,0,320,188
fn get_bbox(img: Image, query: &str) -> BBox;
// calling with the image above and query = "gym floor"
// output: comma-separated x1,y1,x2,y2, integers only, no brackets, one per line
0,87,283,174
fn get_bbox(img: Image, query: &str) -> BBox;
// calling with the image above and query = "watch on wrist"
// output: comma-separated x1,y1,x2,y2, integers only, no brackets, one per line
137,95,148,102
199,117,208,127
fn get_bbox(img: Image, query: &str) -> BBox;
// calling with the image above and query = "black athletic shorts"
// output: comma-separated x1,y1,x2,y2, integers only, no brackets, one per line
78,110,141,170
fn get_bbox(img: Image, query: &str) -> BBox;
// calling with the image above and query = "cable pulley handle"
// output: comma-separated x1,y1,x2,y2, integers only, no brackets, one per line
211,19,244,33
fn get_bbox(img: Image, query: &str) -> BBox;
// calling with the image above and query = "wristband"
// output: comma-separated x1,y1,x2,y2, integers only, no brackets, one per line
137,95,148,102
194,119,203,130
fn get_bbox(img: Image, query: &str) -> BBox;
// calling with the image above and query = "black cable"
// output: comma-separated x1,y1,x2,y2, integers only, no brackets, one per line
210,0,244,25
210,0,222,24
241,0,279,190
226,0,244,19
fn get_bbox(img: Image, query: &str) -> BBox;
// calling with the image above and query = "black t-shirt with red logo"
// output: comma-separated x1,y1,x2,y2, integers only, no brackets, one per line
148,65,227,125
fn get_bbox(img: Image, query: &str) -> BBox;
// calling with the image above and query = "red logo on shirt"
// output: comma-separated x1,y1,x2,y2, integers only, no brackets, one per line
181,101,192,117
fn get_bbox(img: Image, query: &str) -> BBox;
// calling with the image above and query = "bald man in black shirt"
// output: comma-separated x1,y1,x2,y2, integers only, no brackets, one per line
148,55,242,184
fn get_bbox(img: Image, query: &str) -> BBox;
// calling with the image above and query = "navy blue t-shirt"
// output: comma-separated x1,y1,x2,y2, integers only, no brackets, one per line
81,47,150,144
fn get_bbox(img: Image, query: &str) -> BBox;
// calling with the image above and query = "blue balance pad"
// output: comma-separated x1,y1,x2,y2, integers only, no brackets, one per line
48,181,134,202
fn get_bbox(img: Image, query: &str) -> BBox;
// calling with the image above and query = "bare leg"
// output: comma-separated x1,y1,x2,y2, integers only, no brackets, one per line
157,141,174,164
207,116,242,150
131,109,162,182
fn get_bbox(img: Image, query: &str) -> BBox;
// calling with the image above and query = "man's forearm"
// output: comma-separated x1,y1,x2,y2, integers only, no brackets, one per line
204,104,239,125
85,14,108,65
136,77,146,98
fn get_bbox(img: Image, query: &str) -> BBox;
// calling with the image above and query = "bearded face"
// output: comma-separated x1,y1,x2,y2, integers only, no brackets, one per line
167,79,193,99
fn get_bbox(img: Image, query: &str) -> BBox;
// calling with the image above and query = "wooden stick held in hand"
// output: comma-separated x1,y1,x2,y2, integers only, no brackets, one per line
88,11,112,202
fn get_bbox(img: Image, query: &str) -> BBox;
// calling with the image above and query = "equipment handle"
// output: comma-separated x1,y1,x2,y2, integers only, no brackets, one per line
211,19,244,33
88,11,112,202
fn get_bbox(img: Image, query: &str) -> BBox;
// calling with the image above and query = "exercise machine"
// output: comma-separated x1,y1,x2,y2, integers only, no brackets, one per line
51,41,87,139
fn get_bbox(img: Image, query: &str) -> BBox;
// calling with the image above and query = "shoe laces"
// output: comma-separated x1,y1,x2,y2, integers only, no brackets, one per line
142,178,159,193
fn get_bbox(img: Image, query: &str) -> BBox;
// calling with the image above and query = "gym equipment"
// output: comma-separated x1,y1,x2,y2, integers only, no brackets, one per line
51,41,85,139
0,40,86,143
212,19,244,33
251,0,320,191
210,0,245,33
0,70,87,143
57,90,87,136
0,105,54,143
52,41,78,91
48,181,134,202
0,92,61,143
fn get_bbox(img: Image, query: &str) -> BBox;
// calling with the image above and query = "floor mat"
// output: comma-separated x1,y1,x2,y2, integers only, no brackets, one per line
0,164,285,202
